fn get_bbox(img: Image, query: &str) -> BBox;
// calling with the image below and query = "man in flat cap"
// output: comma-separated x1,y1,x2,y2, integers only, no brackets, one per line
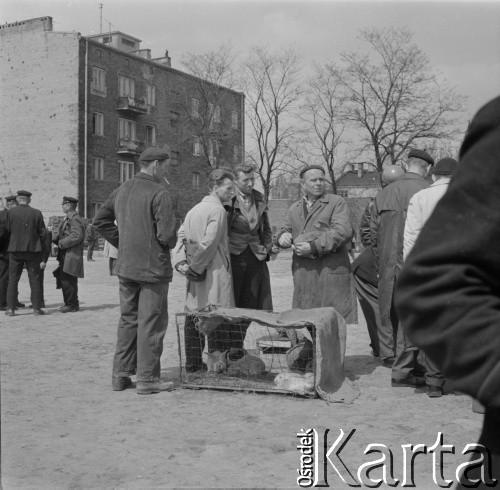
94,146,178,395
3,191,47,315
398,156,458,397
370,149,433,386
277,165,355,330
54,196,85,313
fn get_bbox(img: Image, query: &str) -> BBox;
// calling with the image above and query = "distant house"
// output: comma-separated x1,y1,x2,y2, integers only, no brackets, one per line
336,163,381,198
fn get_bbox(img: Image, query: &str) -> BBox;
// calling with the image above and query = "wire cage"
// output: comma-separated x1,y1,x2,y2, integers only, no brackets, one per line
175,310,317,397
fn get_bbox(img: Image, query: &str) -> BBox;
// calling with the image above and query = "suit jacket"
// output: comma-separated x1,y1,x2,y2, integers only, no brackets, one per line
0,209,9,256
278,193,356,322
56,211,85,278
6,204,46,254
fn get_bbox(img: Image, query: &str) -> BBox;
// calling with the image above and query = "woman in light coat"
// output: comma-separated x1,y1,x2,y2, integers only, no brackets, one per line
174,168,235,371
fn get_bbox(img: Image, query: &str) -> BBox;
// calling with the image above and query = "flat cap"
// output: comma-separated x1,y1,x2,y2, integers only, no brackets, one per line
299,164,325,178
5,195,17,202
429,157,458,176
17,190,32,197
62,196,78,204
408,149,434,166
140,146,171,162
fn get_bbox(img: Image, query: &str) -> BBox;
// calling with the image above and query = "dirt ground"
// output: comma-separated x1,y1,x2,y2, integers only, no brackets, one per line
1,250,484,489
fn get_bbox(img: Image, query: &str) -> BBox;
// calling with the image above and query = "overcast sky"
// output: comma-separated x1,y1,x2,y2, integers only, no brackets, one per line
2,0,499,121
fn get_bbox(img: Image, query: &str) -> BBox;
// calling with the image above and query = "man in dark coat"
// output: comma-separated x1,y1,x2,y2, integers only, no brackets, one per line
396,97,500,484
4,190,47,316
370,149,433,380
85,221,98,261
225,164,273,347
93,146,178,395
277,165,355,322
54,196,85,313
0,196,20,310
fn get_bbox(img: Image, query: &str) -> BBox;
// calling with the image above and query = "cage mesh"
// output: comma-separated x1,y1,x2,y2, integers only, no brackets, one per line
175,312,317,397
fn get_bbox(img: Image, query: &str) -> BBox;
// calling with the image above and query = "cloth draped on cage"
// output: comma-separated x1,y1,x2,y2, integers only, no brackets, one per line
192,305,360,404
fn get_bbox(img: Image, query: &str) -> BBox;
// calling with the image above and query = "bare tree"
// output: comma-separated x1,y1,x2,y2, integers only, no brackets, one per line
241,46,303,200
169,42,238,173
327,27,465,172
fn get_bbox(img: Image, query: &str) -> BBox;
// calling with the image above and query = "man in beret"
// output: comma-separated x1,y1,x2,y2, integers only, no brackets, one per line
277,165,355,324
370,149,433,385
94,146,178,395
4,191,47,315
399,156,458,397
54,196,85,313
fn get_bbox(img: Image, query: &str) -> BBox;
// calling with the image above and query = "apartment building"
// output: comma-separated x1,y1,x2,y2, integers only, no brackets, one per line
0,16,245,218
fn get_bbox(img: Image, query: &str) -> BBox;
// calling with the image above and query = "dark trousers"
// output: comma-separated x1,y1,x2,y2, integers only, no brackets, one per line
0,254,8,307
7,252,42,309
353,272,381,357
87,240,97,261
30,267,46,306
113,276,170,382
60,270,79,308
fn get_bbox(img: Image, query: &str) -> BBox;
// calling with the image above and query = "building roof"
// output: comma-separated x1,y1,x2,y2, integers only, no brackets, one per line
86,31,142,42
336,170,381,188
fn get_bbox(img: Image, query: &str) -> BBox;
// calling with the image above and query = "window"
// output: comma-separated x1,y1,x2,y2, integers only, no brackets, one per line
338,190,349,198
209,103,221,130
92,202,103,217
146,84,156,106
101,36,111,44
191,98,200,118
146,125,156,146
193,137,202,156
92,112,104,136
170,111,180,128
119,161,135,182
208,139,219,167
121,37,135,47
231,110,239,130
93,157,104,180
118,118,136,140
233,144,240,164
170,150,180,165
91,67,106,96
119,75,135,98
192,172,201,188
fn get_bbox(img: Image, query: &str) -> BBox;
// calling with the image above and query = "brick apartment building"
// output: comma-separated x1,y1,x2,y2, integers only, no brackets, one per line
0,16,245,219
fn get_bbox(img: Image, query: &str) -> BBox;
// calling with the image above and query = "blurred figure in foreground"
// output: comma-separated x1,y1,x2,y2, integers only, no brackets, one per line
396,97,500,484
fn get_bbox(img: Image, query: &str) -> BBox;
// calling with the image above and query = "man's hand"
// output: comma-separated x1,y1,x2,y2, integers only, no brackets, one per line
294,242,312,257
278,232,293,248
40,262,46,270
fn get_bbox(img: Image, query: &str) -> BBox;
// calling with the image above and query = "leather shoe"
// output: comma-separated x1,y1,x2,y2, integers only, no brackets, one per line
59,306,79,313
33,309,45,315
15,301,25,308
427,385,443,398
112,377,133,391
391,375,425,388
136,380,174,395
0,306,7,311
5,309,16,316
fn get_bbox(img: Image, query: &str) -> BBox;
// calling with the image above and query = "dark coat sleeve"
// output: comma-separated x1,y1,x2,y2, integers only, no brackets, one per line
395,96,500,409
360,198,375,247
58,215,84,250
93,192,119,249
152,189,177,249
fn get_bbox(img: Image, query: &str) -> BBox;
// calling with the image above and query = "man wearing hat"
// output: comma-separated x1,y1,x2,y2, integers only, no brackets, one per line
94,147,178,395
0,196,19,310
277,165,355,324
370,149,433,384
4,191,47,315
399,156,458,397
54,196,85,313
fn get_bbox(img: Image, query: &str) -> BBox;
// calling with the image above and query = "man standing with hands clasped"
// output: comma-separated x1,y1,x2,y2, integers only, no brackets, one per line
94,146,178,395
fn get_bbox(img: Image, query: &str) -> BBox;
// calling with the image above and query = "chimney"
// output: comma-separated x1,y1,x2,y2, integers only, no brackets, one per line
358,163,363,178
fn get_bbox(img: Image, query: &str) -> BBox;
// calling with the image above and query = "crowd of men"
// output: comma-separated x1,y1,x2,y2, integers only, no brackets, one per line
0,193,87,315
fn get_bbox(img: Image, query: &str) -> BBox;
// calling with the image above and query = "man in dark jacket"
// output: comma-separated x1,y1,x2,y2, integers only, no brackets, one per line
0,195,21,310
4,190,47,316
370,149,433,382
225,164,273,347
85,221,98,261
54,197,85,313
93,147,177,395
396,97,500,484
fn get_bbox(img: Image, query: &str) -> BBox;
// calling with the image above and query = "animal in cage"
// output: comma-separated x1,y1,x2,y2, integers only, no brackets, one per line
226,353,266,377
203,350,227,374
274,372,315,395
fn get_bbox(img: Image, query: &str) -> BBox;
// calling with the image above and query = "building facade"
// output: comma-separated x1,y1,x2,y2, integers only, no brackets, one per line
0,16,245,219
336,163,381,198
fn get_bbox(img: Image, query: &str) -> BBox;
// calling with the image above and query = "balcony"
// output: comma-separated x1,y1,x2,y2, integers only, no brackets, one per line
117,96,148,114
117,139,144,155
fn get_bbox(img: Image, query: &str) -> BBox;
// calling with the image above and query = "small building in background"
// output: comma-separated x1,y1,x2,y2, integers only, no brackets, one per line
336,162,381,198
